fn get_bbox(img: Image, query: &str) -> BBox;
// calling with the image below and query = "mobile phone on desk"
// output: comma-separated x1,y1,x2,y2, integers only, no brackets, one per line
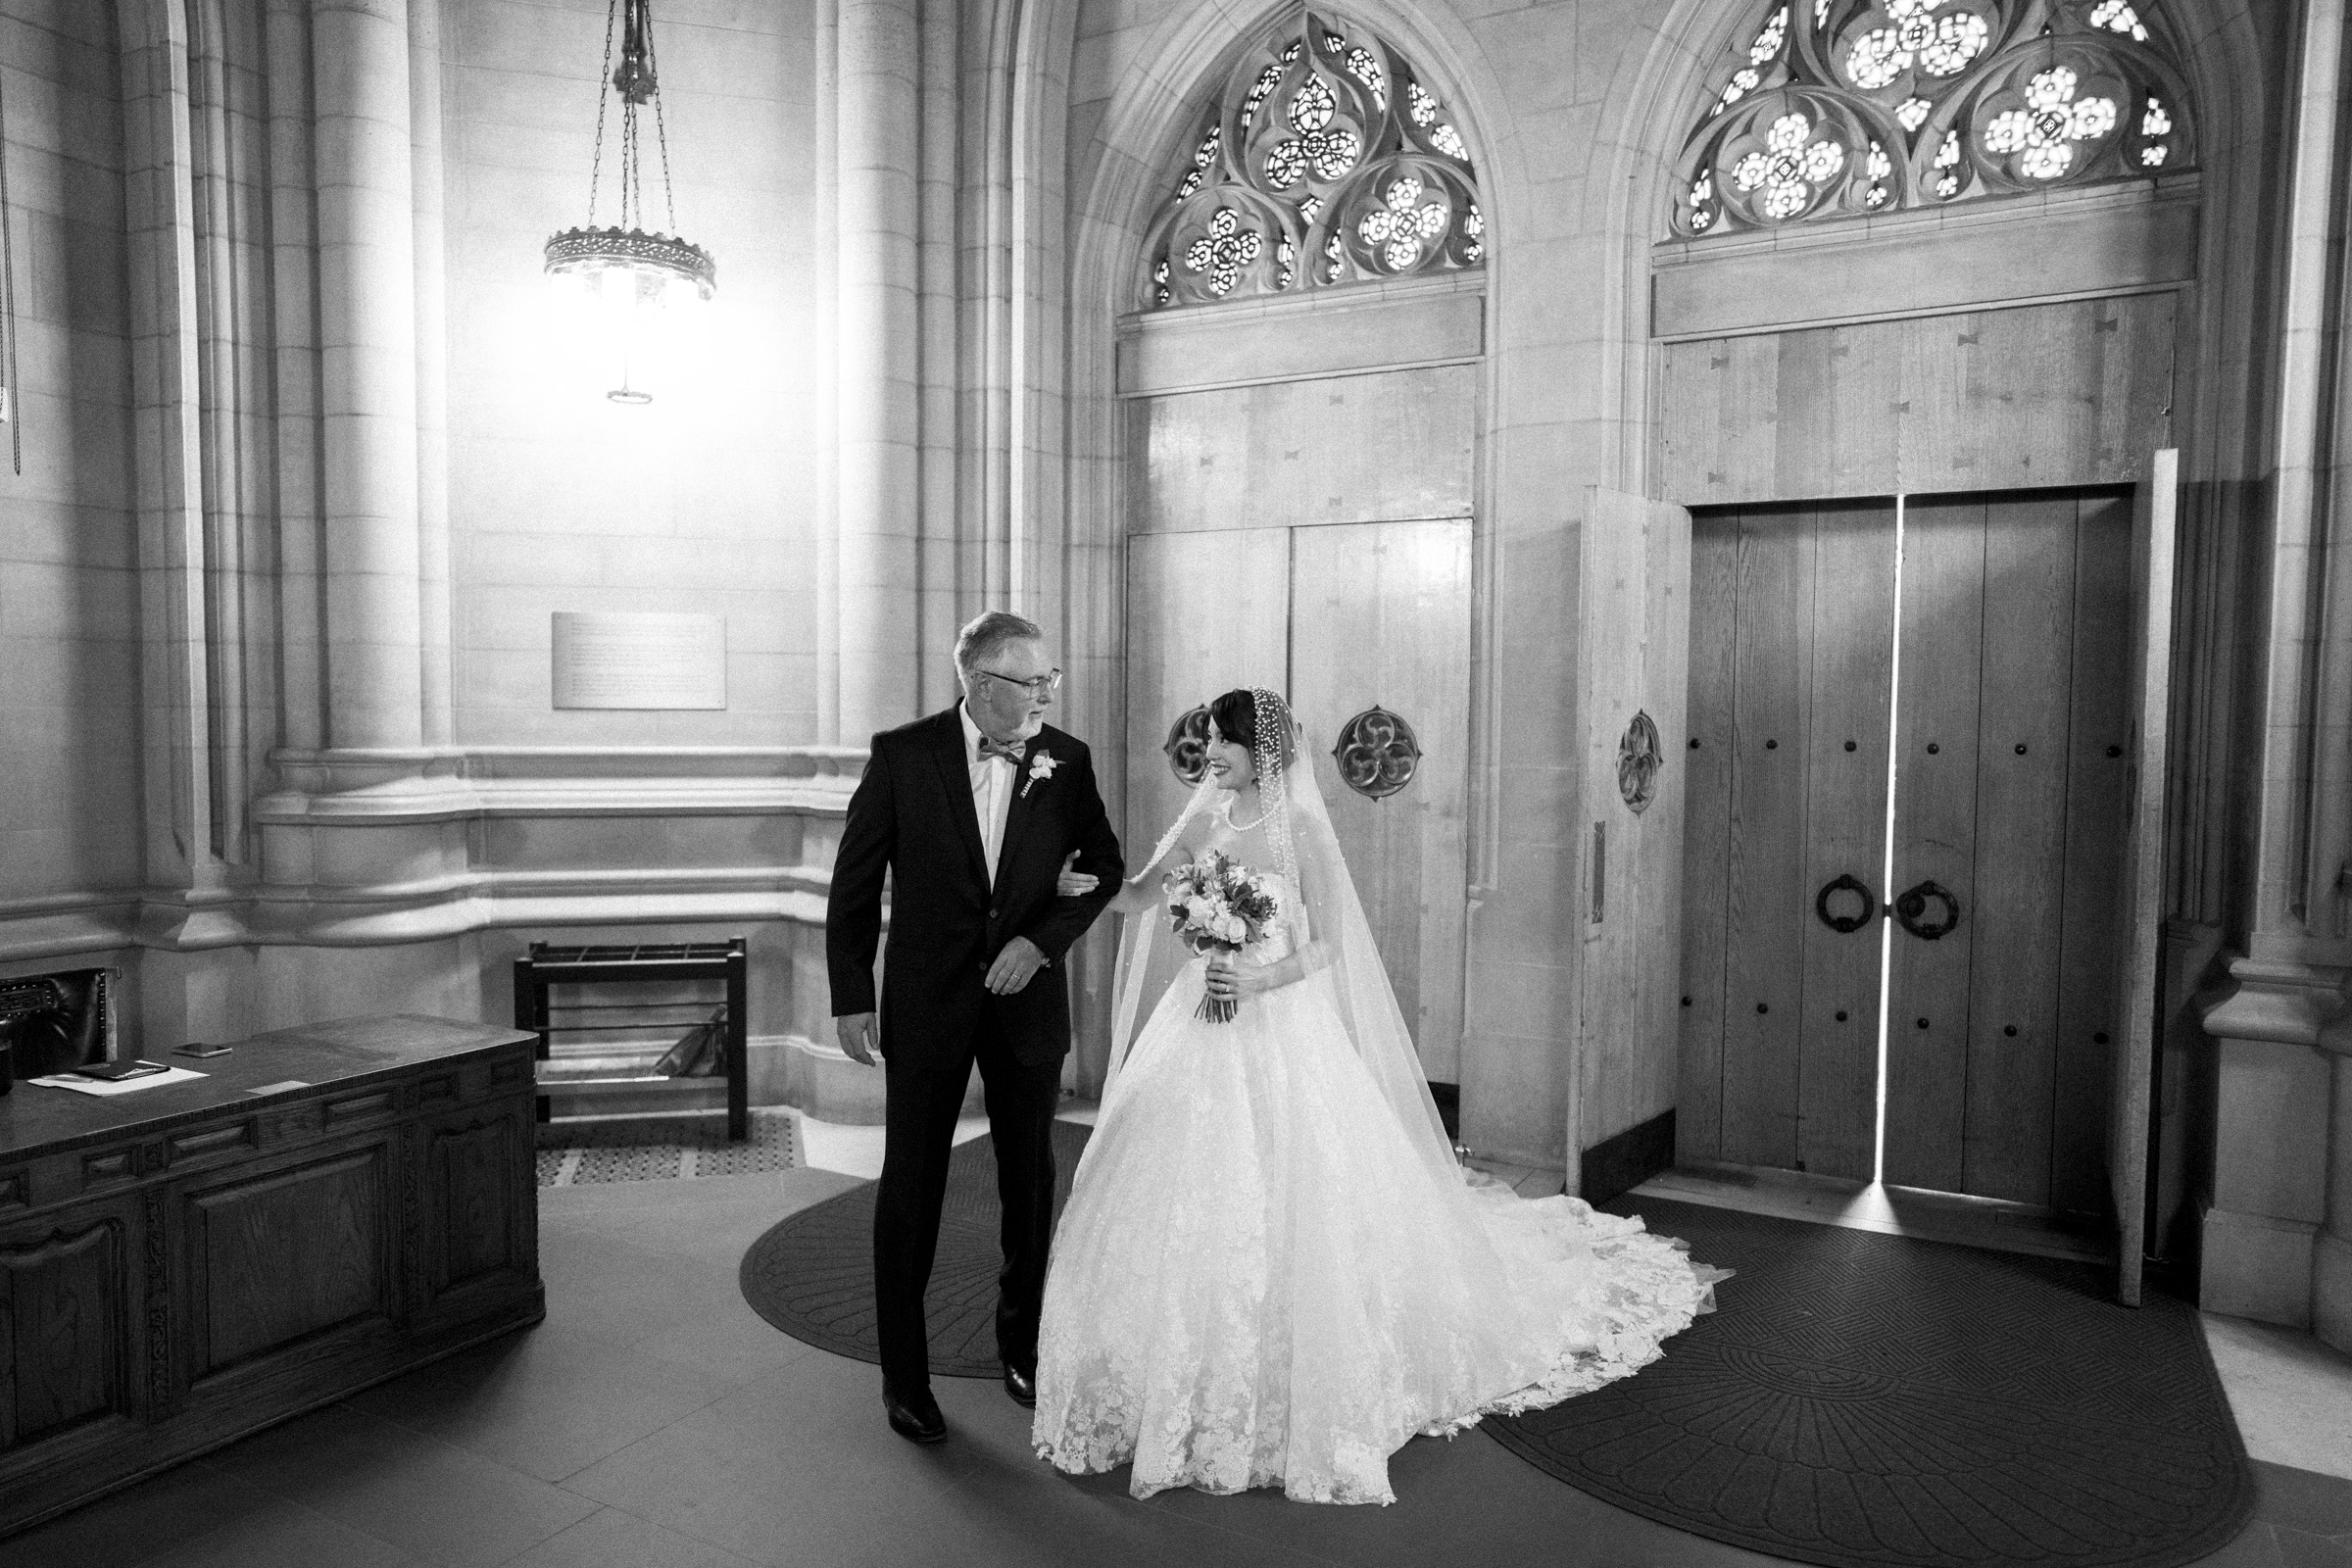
72,1059,169,1082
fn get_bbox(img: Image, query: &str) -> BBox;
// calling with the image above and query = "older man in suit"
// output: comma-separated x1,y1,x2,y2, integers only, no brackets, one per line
826,611,1125,1445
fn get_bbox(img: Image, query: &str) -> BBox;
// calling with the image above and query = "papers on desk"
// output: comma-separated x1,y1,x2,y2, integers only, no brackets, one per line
27,1066,209,1097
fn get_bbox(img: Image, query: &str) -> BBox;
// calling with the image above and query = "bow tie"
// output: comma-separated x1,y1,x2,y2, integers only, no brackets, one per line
979,737,1027,765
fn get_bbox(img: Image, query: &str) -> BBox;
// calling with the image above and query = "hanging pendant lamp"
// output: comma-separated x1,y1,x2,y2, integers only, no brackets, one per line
544,0,714,405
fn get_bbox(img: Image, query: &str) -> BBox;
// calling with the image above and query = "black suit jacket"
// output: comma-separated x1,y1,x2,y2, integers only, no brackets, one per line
826,708,1125,1071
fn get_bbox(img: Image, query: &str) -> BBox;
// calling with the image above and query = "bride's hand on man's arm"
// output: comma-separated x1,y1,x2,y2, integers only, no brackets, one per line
1054,852,1159,914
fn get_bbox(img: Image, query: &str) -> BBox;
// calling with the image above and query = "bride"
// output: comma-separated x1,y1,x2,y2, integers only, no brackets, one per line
1030,686,1725,1505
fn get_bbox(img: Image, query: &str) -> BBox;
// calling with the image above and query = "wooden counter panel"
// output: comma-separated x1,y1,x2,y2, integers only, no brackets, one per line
427,1113,524,1301
0,1215,130,1450
190,1146,390,1377
0,1016,542,1538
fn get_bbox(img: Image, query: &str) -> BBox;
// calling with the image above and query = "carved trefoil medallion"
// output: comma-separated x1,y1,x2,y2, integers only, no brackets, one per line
1333,706,1422,799
1164,706,1214,786
1619,710,1664,813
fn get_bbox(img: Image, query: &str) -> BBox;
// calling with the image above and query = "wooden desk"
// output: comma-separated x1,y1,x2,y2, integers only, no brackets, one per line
0,1015,544,1537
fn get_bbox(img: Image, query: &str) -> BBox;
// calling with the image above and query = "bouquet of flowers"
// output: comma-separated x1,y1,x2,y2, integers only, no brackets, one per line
1162,850,1281,1024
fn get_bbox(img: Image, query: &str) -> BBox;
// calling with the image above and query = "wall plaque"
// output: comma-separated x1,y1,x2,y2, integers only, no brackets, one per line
551,612,726,710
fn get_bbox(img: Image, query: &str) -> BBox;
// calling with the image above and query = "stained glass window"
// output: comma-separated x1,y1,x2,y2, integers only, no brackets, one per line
1139,9,1484,309
1671,0,2193,237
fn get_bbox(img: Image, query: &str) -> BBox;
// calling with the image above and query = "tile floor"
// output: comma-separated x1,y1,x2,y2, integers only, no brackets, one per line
9,1109,2350,1568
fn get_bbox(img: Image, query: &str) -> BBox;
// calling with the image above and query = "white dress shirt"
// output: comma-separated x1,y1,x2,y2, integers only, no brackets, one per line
959,703,1018,886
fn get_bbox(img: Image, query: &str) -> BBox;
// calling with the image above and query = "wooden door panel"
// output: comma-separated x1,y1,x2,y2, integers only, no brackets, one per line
1636,501,1696,1148
1115,530,1292,1078
1122,530,1294,858
2051,491,2133,1213
1959,493,2081,1203
1719,509,1815,1169
1575,490,1693,1169
1796,503,1896,1180
1884,495,1987,1192
1126,369,1478,535
1677,514,1740,1164
1291,518,1472,1081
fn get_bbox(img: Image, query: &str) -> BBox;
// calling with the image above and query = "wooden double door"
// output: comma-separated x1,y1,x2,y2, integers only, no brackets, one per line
1678,485,2159,1219
1122,518,1472,1084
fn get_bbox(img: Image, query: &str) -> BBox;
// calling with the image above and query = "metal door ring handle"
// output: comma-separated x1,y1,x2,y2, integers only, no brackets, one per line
1892,880,1962,940
1815,873,1879,934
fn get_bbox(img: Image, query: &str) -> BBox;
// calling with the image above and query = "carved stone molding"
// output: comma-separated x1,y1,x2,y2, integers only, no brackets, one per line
0,748,866,959
2202,956,2351,1050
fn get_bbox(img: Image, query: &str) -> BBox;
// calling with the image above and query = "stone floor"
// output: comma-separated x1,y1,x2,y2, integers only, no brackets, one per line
9,1109,2350,1568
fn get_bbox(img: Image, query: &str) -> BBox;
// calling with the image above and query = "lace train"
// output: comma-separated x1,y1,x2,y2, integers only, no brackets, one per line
1032,956,1723,1505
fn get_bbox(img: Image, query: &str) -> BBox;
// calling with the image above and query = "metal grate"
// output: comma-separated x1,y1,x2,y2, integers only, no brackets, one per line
536,1108,794,1187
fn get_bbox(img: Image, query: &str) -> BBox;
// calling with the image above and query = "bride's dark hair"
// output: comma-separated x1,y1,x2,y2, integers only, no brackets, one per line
1207,688,1297,768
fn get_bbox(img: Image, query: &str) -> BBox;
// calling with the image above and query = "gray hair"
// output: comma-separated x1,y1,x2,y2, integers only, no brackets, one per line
955,610,1046,675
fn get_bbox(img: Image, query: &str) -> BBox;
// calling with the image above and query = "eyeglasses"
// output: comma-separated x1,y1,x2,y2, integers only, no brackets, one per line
975,667,1062,699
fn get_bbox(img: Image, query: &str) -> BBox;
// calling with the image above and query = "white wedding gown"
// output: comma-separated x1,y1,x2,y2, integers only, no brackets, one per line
1032,833,1720,1505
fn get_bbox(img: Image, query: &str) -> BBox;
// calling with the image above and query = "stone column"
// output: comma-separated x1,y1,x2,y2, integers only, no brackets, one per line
410,0,453,748
312,0,422,750
834,0,923,740
2322,1037,2352,1350
120,0,218,893
2197,0,2352,1350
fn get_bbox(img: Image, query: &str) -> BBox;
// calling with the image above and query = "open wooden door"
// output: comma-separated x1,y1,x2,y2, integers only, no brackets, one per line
2109,449,2178,1306
1575,487,1692,1199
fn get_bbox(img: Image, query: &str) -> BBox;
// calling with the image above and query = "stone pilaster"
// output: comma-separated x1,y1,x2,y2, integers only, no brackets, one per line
2196,0,2352,1353
834,0,924,740
410,0,452,749
312,0,422,750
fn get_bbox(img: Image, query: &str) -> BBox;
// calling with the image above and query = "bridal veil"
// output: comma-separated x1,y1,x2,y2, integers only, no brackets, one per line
1105,686,1460,1192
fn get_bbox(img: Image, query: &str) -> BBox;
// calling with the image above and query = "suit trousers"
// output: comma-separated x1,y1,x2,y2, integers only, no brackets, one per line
873,1004,1062,1396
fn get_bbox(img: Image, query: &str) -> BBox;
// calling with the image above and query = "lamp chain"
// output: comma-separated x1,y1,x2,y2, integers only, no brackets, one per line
581,0,681,238
621,106,640,230
647,11,678,233
586,0,618,224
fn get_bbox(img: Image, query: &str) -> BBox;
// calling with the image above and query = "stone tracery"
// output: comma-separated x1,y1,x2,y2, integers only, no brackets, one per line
1139,10,1484,310
1671,0,2194,237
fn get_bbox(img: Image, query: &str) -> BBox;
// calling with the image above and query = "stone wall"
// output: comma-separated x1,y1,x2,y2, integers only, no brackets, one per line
0,0,144,906
443,0,824,748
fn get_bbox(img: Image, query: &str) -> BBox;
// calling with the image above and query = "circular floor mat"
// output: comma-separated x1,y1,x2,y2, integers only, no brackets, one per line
1486,1196,2255,1568
738,1119,1091,1379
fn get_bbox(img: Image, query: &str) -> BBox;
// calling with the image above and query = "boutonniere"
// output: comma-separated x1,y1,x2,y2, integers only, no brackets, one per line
1022,751,1060,798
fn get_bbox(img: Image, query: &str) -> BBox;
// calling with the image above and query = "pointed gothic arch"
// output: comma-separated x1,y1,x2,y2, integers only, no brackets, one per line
1129,7,1489,310
1665,0,2198,236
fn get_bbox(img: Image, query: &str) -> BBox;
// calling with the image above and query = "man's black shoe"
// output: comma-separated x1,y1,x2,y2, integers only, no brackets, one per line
884,1387,947,1445
1003,1363,1037,1408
